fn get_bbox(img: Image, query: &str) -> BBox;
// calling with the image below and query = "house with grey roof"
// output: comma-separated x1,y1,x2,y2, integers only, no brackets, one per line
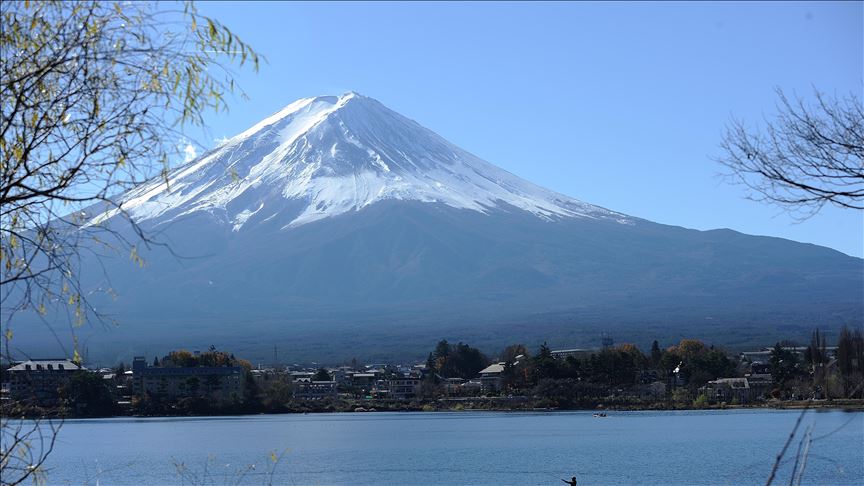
6,358,84,405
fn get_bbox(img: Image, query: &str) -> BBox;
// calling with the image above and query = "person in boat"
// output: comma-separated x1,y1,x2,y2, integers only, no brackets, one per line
561,476,577,485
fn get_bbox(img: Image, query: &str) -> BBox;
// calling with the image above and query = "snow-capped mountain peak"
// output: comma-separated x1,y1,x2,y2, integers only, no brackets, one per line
91,92,630,230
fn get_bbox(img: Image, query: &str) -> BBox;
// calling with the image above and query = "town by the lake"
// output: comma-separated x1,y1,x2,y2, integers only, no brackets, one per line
4,330,862,417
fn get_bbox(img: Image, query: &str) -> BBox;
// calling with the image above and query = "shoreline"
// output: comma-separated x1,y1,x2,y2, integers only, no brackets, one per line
10,398,863,420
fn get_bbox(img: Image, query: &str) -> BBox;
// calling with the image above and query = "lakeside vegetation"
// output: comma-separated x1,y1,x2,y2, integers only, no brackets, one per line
3,326,862,419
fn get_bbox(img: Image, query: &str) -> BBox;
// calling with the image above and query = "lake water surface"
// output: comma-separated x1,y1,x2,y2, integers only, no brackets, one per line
40,409,862,485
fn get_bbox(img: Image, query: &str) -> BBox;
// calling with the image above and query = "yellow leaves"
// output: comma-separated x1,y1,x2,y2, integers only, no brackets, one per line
74,303,85,326
4,327,12,341
37,303,47,316
270,451,277,463
130,246,144,268
72,348,82,365
230,167,239,183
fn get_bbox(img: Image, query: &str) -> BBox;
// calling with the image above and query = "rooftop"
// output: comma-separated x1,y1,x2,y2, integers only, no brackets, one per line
8,359,82,372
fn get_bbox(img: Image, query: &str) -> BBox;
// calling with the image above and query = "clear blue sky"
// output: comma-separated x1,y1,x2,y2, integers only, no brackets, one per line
191,1,863,257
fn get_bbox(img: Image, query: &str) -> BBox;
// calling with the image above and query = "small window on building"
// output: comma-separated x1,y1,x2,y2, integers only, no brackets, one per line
58,364,65,370
25,365,31,371
36,364,43,371
47,364,53,370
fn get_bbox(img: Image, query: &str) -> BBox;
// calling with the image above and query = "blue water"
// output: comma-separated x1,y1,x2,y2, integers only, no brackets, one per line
36,409,863,485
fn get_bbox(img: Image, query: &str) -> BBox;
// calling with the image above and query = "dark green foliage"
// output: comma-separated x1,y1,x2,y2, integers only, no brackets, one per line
59,372,117,417
428,340,489,379
581,345,645,386
313,368,331,381
260,380,292,411
158,349,249,369
769,343,802,387
533,342,558,380
650,340,662,366
434,340,451,360
836,325,864,398
687,347,735,390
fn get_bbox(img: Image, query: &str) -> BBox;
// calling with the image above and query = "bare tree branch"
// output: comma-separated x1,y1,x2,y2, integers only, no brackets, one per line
718,88,864,218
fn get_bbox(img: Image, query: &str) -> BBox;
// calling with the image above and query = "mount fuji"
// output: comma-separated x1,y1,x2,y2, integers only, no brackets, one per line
90,92,630,231
16,92,864,363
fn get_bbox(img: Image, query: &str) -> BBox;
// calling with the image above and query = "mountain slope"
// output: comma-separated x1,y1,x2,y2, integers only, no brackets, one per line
11,92,863,363
90,92,629,230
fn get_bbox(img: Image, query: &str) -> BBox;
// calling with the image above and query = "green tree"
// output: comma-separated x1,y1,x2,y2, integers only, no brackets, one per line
60,371,117,417
260,379,292,410
448,342,488,379
650,340,662,367
769,343,800,390
533,342,558,380
804,329,827,367
836,326,864,398
688,346,734,390
313,368,331,381
434,340,451,360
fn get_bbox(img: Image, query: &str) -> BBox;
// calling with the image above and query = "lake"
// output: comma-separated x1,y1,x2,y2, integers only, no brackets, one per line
34,409,863,485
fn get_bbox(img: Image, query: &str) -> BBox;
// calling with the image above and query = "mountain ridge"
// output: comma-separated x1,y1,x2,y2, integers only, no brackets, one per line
8,92,861,363
88,92,630,232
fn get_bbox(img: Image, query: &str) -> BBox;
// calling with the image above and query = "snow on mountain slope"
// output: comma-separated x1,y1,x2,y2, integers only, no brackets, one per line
90,92,631,230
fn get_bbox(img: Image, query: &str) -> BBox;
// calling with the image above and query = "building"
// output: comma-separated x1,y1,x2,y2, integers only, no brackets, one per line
478,363,505,393
389,376,421,400
741,346,838,364
292,379,337,400
743,373,773,400
550,349,596,360
5,358,84,405
702,377,755,404
132,356,245,403
444,377,466,396
350,372,377,389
